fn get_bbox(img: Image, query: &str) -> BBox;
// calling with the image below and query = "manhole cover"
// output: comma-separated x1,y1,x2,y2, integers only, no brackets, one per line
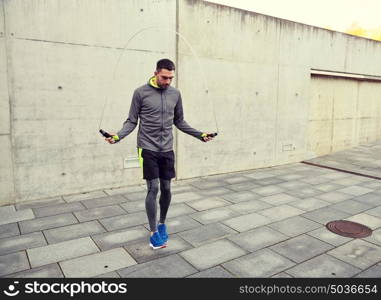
326,220,372,238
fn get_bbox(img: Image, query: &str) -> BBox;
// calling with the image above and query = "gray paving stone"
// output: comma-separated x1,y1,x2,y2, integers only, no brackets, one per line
286,254,361,277
260,193,300,206
314,183,345,192
0,251,30,277
74,205,126,222
166,203,197,218
271,272,293,278
44,220,106,244
268,216,322,237
171,185,197,194
100,211,147,231
328,200,373,215
186,197,231,211
366,206,381,218
251,185,285,196
33,202,86,218
81,195,128,209
0,209,35,226
223,212,272,232
198,187,233,197
64,191,107,202
170,191,203,203
146,215,201,234
222,249,295,277
7,263,63,278
277,181,311,190
360,180,381,189
94,271,121,278
328,239,381,269
19,213,78,234
60,248,137,278
288,197,331,211
353,193,381,207
122,191,146,202
220,191,262,203
190,180,225,190
0,232,47,256
333,177,368,186
16,197,65,210
307,227,353,246
254,177,286,186
180,239,247,270
92,226,148,250
372,189,381,196
321,172,351,180
189,207,241,225
27,237,99,268
223,176,252,185
120,200,145,213
300,176,332,185
285,187,324,198
0,223,19,239
124,235,193,264
270,235,334,263
229,200,272,214
227,226,288,252
118,254,197,278
245,172,276,180
278,174,305,181
301,207,351,225
187,266,234,278
337,186,374,196
226,182,261,192
355,265,381,278
345,213,381,230
257,205,305,222
316,191,355,203
178,223,236,246
364,228,381,247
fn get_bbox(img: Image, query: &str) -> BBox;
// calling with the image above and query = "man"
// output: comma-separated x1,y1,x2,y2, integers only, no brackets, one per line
106,58,214,249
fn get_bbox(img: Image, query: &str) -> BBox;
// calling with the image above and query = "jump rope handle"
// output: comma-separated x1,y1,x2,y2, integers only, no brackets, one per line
99,129,113,138
207,133,218,138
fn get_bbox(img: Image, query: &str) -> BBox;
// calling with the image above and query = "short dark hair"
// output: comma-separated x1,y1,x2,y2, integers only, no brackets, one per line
156,59,175,71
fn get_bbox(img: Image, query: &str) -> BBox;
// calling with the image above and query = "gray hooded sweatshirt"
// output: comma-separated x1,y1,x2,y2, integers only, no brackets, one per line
116,77,203,152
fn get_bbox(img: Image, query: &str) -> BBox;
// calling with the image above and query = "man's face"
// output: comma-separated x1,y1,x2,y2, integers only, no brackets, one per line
155,69,174,89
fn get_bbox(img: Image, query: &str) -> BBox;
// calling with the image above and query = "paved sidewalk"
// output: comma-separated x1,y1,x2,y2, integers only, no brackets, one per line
1,141,381,278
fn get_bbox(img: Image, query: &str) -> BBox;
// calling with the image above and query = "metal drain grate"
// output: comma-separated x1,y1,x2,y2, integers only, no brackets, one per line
326,220,372,238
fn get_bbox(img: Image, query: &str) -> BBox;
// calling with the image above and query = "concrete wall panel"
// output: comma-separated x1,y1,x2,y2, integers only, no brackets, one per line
0,38,9,134
176,55,279,178
0,135,14,205
4,0,176,52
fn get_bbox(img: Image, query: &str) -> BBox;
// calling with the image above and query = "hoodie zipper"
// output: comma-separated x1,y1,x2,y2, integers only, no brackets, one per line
160,90,164,151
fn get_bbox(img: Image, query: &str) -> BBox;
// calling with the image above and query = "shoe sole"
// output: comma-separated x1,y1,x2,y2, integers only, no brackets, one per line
150,243,167,250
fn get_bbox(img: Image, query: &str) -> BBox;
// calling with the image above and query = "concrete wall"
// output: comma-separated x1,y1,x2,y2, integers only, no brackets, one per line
308,77,381,156
1,0,177,204
1,0,381,205
0,1,15,205
176,0,381,179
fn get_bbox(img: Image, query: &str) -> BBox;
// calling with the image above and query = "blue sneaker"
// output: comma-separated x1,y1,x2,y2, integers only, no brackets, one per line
158,223,168,244
149,231,166,250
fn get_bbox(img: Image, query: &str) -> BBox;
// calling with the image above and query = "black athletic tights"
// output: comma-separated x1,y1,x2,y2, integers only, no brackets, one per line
145,178,171,232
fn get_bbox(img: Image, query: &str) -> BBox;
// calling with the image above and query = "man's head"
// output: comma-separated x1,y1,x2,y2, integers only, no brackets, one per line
154,59,175,89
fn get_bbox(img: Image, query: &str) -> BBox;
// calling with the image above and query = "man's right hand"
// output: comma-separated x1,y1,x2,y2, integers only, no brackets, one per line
105,133,118,144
